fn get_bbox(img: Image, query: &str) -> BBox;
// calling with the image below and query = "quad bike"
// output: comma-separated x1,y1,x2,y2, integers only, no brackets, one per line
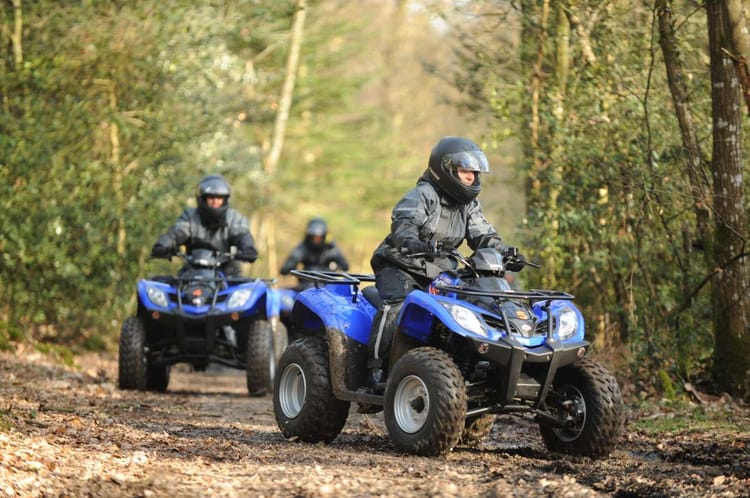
118,248,288,396
273,246,624,457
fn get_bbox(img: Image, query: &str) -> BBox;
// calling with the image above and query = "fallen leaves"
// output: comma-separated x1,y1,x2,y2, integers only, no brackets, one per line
1,349,749,497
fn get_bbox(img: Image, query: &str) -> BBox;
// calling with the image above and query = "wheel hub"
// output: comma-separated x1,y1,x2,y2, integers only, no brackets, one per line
552,385,586,442
278,362,306,419
393,375,430,434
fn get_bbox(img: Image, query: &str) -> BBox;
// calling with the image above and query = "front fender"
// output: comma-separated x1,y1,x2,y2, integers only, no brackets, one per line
265,287,281,319
398,290,503,343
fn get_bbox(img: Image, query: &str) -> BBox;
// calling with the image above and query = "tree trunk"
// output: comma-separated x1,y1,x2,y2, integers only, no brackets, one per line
261,0,307,276
12,0,22,69
108,81,127,257
706,0,750,398
656,0,714,285
726,0,750,114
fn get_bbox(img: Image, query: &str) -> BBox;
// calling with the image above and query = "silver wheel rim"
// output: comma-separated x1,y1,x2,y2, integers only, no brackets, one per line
393,374,429,434
552,384,587,442
278,362,306,419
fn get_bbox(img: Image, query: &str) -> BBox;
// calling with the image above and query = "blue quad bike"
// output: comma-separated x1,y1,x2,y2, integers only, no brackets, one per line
118,249,288,396
273,247,624,457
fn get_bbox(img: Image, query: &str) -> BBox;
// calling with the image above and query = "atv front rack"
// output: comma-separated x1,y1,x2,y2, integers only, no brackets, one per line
434,283,574,303
149,275,276,286
290,270,376,285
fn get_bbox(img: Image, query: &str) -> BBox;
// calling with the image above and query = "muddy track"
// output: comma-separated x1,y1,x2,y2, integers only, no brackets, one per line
1,351,748,497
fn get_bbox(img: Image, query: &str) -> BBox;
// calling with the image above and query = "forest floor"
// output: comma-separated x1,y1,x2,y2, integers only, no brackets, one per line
0,348,748,498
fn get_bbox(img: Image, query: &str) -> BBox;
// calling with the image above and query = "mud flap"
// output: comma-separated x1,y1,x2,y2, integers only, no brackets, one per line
367,300,404,370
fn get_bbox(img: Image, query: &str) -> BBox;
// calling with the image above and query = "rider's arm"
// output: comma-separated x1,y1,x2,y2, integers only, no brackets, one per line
388,188,431,251
465,200,507,252
325,242,349,271
280,245,305,275
152,209,191,255
227,211,257,262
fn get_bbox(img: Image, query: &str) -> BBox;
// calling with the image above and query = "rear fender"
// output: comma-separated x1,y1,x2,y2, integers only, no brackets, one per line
292,285,376,345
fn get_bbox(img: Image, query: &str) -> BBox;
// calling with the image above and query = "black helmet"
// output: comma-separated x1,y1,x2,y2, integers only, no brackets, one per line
304,217,328,249
196,174,231,226
427,136,490,204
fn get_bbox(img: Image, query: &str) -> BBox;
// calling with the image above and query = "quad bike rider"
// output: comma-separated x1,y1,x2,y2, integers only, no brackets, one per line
278,217,349,334
273,138,624,457
118,174,286,395
367,136,514,383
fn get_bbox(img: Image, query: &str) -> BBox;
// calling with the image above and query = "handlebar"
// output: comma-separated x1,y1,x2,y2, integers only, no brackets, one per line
401,244,540,272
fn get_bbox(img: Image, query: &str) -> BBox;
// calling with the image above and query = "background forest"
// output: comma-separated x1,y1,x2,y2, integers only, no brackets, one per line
1,0,749,400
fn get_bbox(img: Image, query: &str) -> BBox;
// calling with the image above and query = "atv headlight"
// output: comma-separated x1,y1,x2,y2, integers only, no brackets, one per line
146,286,169,308
441,303,489,338
557,306,579,340
227,288,252,309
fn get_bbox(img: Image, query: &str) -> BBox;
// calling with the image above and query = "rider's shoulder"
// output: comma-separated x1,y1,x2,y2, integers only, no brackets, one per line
224,208,249,224
411,181,440,202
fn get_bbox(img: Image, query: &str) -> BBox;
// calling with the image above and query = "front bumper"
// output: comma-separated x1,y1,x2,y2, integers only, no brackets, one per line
470,336,589,406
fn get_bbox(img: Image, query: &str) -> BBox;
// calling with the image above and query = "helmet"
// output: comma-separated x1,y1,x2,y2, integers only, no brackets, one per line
304,217,328,249
196,174,231,225
427,136,490,204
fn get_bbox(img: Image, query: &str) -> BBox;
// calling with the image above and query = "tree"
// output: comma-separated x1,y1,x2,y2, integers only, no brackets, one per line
705,0,750,397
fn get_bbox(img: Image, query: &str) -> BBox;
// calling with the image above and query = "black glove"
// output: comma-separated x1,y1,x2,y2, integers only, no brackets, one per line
236,248,258,263
401,239,430,255
151,244,174,259
502,247,525,272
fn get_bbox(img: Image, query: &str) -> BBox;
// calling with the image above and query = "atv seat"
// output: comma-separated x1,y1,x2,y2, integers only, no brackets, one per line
361,285,382,309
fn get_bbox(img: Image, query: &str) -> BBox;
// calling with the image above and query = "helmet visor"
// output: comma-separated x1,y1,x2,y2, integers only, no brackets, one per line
441,150,490,173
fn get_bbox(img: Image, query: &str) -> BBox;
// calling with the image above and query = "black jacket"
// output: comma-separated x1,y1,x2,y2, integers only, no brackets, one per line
371,171,506,279
280,240,349,275
153,207,257,272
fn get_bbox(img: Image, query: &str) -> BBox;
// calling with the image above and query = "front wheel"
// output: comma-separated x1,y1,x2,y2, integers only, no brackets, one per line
246,319,275,396
118,317,147,390
384,347,466,456
273,336,350,443
540,358,624,458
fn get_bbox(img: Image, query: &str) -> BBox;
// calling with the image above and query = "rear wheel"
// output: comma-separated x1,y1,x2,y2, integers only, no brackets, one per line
384,347,466,456
118,317,147,390
246,320,275,396
540,358,624,458
273,336,350,443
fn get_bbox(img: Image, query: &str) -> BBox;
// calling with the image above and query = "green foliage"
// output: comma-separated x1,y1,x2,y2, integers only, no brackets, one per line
450,1,721,393
634,400,747,434
0,0,290,347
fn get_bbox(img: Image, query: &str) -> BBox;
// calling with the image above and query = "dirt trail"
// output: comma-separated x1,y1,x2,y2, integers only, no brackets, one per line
1,350,748,497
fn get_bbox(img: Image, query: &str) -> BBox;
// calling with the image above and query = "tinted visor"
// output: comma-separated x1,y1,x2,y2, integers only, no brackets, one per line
199,179,230,197
441,150,490,173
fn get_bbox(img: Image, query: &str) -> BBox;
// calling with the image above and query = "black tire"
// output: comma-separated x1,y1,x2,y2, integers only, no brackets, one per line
273,336,350,443
460,414,495,446
118,317,147,390
246,319,275,396
384,347,466,456
540,357,624,458
146,364,170,392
